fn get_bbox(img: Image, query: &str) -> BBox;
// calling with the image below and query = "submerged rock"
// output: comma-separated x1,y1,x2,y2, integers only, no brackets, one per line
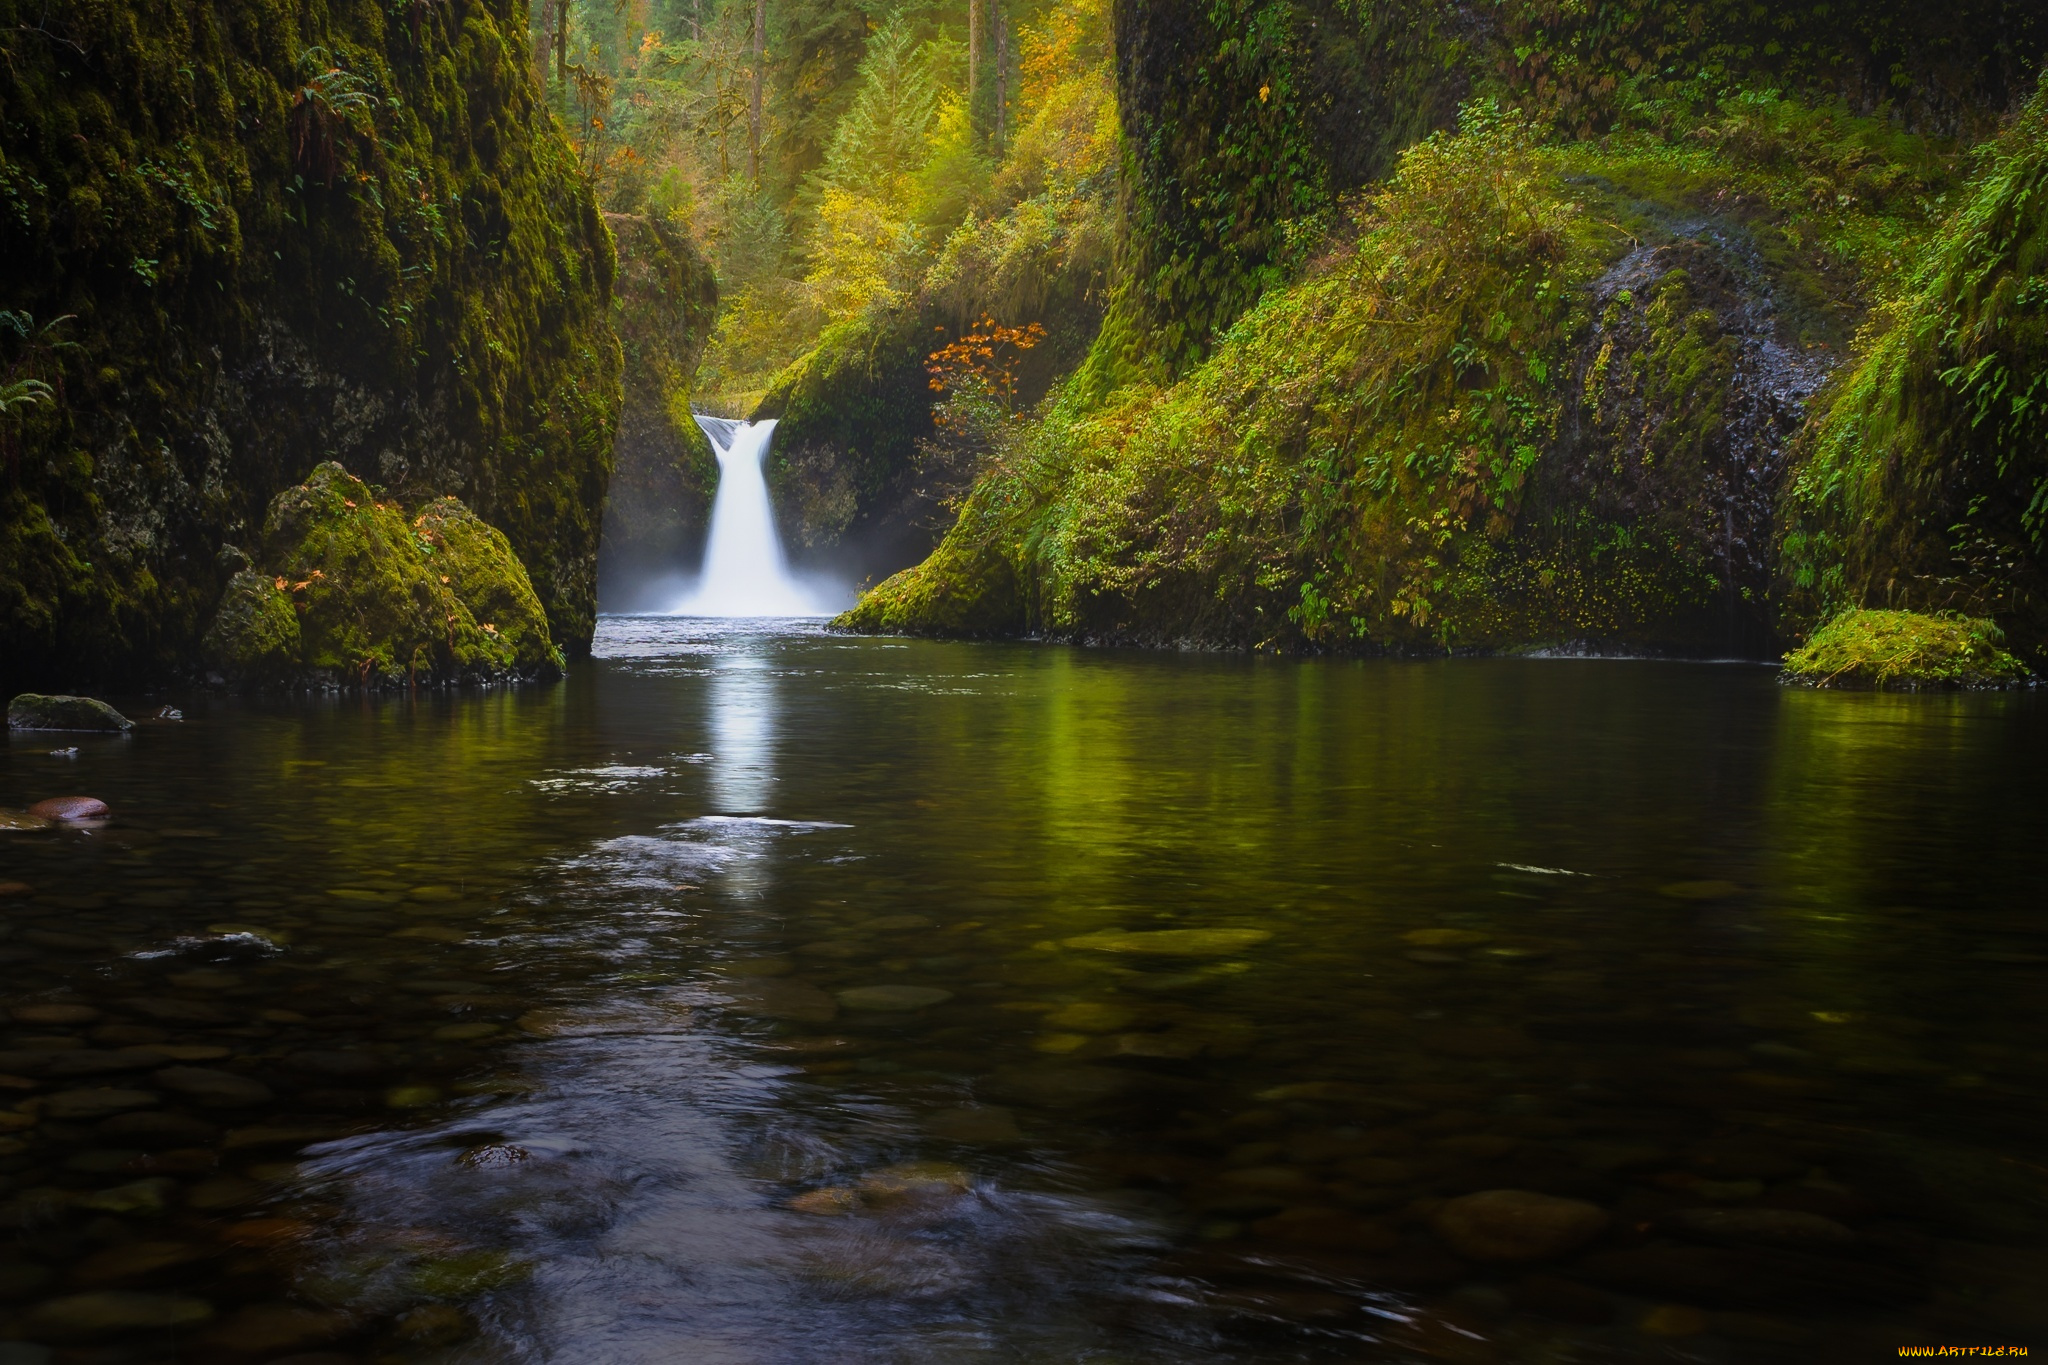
26,797,107,822
22,1290,213,1340
204,463,562,689
1062,928,1273,957
6,695,132,732
836,985,953,1012
1432,1189,1609,1261
1668,1207,1856,1251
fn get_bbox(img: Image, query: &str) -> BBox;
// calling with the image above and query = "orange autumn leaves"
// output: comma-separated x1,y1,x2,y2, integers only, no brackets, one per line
927,315,1046,414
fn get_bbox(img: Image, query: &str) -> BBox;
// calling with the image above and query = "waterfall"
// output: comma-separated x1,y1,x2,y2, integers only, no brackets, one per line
675,416,828,617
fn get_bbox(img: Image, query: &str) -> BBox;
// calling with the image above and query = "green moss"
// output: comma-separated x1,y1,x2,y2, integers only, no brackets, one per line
202,569,301,682
1781,608,2028,689
207,462,558,686
849,106,1630,648
1779,77,2048,659
0,0,619,689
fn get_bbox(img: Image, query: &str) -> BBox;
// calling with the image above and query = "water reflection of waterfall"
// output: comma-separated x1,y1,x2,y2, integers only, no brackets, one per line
675,417,834,617
707,651,777,815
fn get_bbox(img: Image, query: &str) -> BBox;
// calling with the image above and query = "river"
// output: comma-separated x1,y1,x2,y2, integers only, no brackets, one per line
0,617,2042,1361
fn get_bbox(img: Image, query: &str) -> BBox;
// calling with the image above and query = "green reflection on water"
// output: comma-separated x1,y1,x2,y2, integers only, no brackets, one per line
0,629,2042,1360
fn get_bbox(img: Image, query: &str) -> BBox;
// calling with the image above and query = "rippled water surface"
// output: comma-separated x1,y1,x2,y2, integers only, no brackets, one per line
1,618,2045,1363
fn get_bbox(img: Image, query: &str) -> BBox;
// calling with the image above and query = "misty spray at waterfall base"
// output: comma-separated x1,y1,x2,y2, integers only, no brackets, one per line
635,417,846,618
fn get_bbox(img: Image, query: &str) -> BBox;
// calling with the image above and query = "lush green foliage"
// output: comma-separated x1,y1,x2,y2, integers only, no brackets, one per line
849,2,2048,656
1781,608,2027,689
850,85,1995,650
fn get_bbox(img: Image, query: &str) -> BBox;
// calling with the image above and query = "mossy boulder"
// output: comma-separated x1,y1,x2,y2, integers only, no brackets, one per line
6,694,134,732
205,464,558,687
834,514,1023,637
1781,609,2029,690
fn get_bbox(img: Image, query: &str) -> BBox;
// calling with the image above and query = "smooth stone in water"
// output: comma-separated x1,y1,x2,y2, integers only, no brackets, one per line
69,1241,218,1287
392,1303,476,1347
724,978,839,1023
858,1161,972,1204
1659,880,1740,900
1433,1189,1610,1261
185,1176,264,1211
787,1187,861,1216
44,1088,159,1120
857,915,933,932
12,1004,100,1026
922,1106,1024,1143
96,1111,218,1146
1403,928,1491,947
152,1066,274,1108
1046,1001,1136,1032
22,1291,213,1340
1668,1207,1856,1251
198,1302,353,1354
288,1050,389,1078
74,1178,176,1215
836,985,953,1012
1639,1304,1708,1336
1062,928,1272,957
27,797,108,822
6,694,133,732
985,1064,1130,1108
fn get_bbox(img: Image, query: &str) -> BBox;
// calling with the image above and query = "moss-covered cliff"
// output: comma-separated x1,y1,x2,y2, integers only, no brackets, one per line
0,0,620,690
595,212,718,609
842,0,2048,664
1779,81,2048,649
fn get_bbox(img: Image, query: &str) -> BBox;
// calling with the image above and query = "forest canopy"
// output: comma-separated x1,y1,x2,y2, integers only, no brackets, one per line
531,0,1113,414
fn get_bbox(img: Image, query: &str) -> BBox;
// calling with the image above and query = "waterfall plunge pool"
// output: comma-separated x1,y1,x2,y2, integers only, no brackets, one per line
0,619,2043,1359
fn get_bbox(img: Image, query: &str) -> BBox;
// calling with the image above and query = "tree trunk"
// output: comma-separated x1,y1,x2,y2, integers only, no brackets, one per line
533,0,552,83
968,0,981,142
555,0,568,85
749,0,767,180
993,2,1007,154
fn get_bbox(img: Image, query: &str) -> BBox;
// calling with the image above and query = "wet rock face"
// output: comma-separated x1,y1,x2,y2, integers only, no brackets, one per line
5,696,132,733
595,214,720,612
203,464,560,689
1527,237,1836,657
0,0,619,691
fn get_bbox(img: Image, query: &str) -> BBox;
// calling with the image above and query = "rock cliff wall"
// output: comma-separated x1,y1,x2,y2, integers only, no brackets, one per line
0,0,621,689
595,213,718,611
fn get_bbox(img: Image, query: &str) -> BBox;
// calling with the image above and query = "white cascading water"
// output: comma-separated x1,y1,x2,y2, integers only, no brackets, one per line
675,416,826,617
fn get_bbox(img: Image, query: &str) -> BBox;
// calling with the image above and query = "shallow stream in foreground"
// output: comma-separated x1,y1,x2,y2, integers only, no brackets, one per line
0,618,2044,1362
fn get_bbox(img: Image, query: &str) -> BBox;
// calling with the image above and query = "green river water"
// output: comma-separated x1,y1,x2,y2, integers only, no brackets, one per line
0,617,2043,1362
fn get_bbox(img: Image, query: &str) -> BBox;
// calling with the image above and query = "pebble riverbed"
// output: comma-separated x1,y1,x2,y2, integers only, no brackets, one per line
0,617,2042,1362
